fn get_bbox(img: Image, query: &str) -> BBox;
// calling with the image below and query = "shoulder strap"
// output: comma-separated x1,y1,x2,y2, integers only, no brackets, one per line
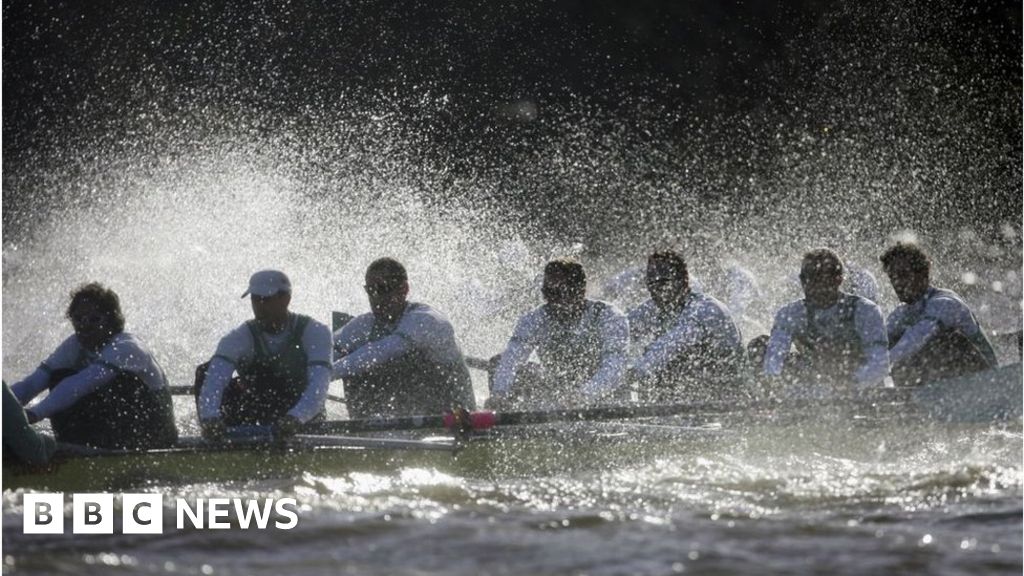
291,314,311,346
245,320,269,358
801,299,815,337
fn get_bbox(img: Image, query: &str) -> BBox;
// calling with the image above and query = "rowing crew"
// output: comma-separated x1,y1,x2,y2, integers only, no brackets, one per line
3,242,1001,461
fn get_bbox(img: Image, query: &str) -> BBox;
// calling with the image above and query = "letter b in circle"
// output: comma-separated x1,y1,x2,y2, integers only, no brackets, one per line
23,493,64,534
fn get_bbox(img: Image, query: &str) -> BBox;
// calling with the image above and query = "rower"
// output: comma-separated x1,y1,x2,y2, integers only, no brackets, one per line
332,258,476,418
196,270,332,437
604,258,766,338
880,242,998,386
628,250,744,402
489,258,629,408
9,282,178,449
762,248,889,390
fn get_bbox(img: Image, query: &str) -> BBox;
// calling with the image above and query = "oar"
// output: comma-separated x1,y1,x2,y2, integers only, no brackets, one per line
291,433,458,452
196,425,459,452
223,425,459,452
168,385,348,404
307,384,944,436
309,399,749,435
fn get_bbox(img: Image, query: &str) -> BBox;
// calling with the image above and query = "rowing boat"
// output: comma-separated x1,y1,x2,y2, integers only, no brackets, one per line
3,363,1020,492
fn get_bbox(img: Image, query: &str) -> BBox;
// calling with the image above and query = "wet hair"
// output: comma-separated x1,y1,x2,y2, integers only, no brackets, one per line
647,250,689,283
544,258,586,289
800,248,844,279
66,282,126,333
880,242,931,276
366,257,408,284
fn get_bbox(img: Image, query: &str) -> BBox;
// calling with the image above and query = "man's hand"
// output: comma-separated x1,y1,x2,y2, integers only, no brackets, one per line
275,414,302,438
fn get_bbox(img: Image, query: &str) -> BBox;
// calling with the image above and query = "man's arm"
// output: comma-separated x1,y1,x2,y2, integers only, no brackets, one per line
885,307,905,347
854,303,890,387
889,297,998,368
491,315,539,396
332,335,413,379
11,336,82,405
888,318,940,366
763,306,797,377
288,322,333,423
26,363,118,419
581,309,629,398
333,315,371,358
10,368,53,405
197,325,252,423
197,357,235,422
631,311,698,380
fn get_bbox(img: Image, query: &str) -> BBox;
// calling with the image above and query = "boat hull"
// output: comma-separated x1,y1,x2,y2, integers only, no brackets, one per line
3,364,1020,492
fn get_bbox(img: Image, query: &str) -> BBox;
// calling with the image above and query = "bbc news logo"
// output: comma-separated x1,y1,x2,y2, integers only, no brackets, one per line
22,494,299,534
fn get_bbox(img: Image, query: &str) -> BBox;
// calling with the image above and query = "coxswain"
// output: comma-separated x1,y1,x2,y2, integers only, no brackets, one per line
880,242,998,386
9,282,178,449
196,270,332,436
628,250,744,402
489,258,629,408
762,248,889,390
332,258,476,418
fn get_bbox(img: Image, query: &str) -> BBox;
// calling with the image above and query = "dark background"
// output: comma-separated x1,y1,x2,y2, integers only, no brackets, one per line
3,0,1021,247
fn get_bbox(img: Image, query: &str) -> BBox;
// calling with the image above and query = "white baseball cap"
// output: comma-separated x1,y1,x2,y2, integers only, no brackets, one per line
241,270,292,298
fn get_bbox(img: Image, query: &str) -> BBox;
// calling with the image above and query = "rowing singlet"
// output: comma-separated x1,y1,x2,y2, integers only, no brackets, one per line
223,314,318,425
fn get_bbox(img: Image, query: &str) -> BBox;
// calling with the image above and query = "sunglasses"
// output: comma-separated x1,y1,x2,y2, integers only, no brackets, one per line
542,283,580,299
364,282,401,297
71,312,108,327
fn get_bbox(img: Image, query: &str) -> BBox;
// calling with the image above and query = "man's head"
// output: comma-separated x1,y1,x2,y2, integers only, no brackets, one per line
243,270,292,331
646,250,689,310
880,243,931,303
799,248,844,309
542,258,586,321
66,282,125,351
365,257,409,322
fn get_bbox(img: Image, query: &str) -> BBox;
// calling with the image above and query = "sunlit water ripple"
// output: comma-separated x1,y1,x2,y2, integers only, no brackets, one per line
4,422,1020,575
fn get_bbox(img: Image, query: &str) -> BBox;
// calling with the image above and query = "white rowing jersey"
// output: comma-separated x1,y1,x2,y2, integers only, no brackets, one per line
11,332,169,420
198,313,332,423
764,294,889,387
493,299,629,400
332,302,467,377
628,291,743,380
604,263,764,323
886,287,998,367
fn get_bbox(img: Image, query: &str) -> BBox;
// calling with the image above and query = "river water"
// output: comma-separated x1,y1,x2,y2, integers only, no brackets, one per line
3,416,1021,575
3,1,1021,574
